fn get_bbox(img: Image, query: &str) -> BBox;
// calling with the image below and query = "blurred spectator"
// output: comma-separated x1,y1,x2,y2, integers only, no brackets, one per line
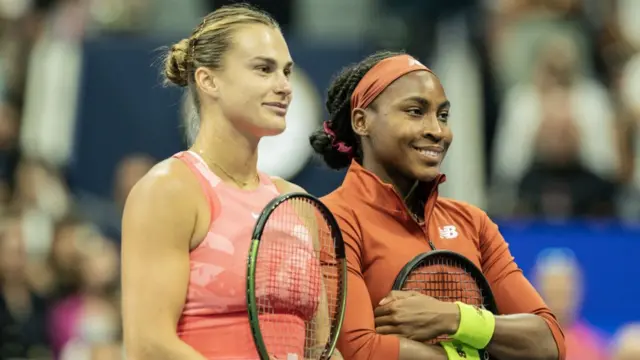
30,216,88,300
534,248,608,360
613,1,640,219
0,212,51,359
0,97,20,150
48,235,120,359
489,0,591,90
493,33,619,218
0,97,20,206
12,158,69,219
610,323,640,360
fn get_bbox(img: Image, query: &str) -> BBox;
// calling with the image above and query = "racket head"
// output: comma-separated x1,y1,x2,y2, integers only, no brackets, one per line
392,250,497,312
392,250,498,357
246,192,347,360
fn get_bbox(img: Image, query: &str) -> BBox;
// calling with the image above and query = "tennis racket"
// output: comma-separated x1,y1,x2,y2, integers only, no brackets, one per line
246,192,347,360
392,248,498,359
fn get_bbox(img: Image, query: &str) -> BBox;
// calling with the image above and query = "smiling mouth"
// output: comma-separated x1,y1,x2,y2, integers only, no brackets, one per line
263,103,288,116
412,147,444,161
263,102,287,109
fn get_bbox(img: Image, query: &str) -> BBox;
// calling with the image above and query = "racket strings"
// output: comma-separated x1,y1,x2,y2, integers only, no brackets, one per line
401,257,488,344
254,197,345,359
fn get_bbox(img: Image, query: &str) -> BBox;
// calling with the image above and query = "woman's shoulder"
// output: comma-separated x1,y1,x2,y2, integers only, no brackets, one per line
130,157,200,200
269,176,307,194
320,187,355,216
435,197,492,229
122,156,205,225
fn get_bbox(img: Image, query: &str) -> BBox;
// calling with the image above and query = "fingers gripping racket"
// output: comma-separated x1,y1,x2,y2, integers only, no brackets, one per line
247,193,347,360
392,249,499,359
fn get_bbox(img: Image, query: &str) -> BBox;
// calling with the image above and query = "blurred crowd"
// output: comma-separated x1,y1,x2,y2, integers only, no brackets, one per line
485,0,640,221
0,0,638,359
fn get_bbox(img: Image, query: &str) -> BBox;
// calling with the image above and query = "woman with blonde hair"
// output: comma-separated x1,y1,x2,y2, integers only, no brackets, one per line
120,4,334,359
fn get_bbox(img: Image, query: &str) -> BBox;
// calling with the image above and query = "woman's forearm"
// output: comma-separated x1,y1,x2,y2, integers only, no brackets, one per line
485,314,559,360
125,336,208,360
399,338,447,360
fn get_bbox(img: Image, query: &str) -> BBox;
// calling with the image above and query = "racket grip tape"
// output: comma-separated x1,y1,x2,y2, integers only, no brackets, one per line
440,341,482,360
451,302,495,349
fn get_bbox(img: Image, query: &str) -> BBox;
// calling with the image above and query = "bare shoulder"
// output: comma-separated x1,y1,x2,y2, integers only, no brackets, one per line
269,176,307,195
122,157,202,244
127,157,199,206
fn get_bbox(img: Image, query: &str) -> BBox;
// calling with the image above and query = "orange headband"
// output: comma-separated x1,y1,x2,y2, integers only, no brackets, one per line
350,54,433,112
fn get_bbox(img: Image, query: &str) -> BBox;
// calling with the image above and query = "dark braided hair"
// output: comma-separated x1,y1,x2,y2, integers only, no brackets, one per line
309,51,404,170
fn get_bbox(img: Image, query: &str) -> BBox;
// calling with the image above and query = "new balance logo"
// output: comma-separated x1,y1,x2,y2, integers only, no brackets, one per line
439,225,458,239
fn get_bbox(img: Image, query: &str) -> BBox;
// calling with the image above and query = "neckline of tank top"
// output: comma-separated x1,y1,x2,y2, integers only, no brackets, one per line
185,150,277,195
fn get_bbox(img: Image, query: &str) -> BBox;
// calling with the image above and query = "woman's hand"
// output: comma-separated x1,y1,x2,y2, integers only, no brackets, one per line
374,291,460,342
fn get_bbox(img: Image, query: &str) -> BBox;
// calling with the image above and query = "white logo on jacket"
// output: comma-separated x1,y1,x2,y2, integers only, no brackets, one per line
439,225,459,239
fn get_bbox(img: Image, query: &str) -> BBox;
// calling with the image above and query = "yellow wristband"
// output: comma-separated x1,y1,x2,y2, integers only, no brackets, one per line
451,302,495,349
440,341,482,360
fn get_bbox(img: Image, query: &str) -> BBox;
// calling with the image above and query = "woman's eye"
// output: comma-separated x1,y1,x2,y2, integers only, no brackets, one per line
406,108,423,117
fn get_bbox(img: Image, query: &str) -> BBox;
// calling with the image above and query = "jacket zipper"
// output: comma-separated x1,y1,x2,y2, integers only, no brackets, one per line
390,189,437,251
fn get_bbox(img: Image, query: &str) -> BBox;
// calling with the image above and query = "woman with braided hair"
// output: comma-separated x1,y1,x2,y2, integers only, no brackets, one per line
310,52,565,360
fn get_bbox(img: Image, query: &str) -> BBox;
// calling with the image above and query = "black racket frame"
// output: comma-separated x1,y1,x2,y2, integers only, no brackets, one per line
246,192,347,360
392,249,499,360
